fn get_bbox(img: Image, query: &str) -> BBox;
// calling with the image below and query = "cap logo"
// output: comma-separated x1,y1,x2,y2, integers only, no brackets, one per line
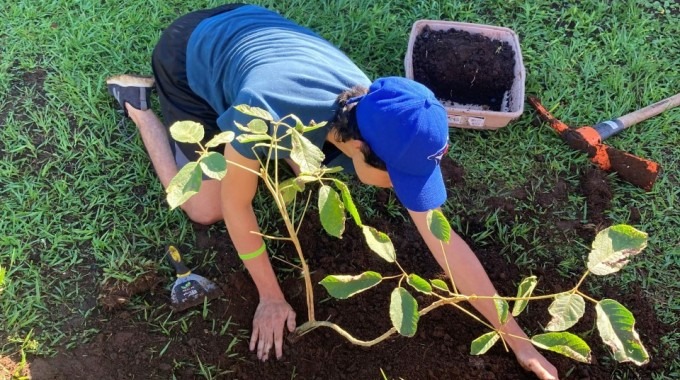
427,143,449,165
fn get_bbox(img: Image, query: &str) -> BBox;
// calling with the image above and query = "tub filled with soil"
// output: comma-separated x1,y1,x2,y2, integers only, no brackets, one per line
405,20,526,130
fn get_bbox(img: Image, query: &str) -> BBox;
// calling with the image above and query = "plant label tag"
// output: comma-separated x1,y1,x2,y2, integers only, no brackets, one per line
468,117,486,127
448,115,464,125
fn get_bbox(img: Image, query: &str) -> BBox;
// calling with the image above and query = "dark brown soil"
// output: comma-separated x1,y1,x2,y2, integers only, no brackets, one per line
21,159,670,380
413,26,515,111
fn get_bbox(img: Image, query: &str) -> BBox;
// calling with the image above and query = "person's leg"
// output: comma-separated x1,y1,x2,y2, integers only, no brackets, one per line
107,5,248,224
107,74,222,225
125,104,223,225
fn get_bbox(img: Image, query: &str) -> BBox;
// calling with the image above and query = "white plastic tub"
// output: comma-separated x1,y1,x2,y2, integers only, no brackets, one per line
404,20,526,130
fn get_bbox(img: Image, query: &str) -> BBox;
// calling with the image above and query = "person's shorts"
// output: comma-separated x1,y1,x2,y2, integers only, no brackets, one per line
151,3,245,167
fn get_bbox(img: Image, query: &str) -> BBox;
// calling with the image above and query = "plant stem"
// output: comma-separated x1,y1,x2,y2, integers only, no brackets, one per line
472,294,556,301
571,270,591,294
294,298,452,346
439,240,459,294
244,124,316,323
249,232,293,242
575,290,599,304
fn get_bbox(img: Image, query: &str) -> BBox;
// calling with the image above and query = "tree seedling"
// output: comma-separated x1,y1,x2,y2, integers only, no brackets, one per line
167,106,649,367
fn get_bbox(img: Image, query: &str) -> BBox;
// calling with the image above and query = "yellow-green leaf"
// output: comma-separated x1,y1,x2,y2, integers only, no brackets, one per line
278,177,304,205
205,131,235,148
318,185,345,238
470,332,500,355
407,274,432,294
247,119,269,134
426,210,451,243
198,152,227,180
166,162,202,209
430,279,450,293
233,104,273,121
390,287,419,337
319,272,382,299
333,179,362,227
587,225,648,276
290,129,324,173
512,276,537,316
596,299,649,365
546,293,585,331
532,332,592,363
493,294,509,324
169,121,204,144
362,226,395,263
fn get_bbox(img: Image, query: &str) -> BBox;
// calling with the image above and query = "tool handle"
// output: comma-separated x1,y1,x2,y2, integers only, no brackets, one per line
166,245,191,276
594,92,680,139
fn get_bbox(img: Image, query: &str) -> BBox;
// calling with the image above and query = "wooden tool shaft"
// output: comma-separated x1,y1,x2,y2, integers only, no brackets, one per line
594,93,680,140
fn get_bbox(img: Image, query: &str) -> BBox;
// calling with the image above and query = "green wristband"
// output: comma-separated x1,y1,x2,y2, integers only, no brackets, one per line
238,242,266,260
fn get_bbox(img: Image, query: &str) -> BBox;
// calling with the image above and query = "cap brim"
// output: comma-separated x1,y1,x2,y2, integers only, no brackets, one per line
387,165,446,212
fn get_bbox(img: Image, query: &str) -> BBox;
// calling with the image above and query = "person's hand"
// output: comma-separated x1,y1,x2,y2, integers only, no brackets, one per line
249,298,297,361
515,345,559,379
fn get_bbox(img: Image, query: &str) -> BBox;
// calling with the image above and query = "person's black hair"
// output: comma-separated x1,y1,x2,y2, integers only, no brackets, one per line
331,86,387,171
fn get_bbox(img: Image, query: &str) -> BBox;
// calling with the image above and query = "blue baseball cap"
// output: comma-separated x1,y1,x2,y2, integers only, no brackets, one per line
355,77,449,212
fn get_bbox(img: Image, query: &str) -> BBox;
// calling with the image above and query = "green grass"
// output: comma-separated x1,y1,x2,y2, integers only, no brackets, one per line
1,0,678,378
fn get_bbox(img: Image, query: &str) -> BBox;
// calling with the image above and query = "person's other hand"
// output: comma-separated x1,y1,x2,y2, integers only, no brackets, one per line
515,346,559,379
249,298,297,361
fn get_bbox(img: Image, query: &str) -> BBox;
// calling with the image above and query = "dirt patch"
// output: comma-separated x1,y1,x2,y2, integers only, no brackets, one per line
412,26,515,111
22,156,669,380
98,271,163,311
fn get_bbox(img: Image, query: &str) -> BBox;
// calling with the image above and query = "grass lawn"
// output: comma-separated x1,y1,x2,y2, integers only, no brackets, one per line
1,0,678,379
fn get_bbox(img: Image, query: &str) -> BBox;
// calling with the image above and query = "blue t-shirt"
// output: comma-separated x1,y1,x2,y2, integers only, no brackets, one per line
185,5,371,163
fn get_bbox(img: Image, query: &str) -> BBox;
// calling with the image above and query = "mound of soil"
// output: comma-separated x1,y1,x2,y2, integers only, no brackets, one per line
413,26,515,111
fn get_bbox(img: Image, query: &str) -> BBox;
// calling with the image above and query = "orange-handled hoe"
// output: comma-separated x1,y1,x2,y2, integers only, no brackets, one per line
528,93,680,191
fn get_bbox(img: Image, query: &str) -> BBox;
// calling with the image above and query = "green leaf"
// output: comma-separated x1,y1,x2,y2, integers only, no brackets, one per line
362,226,396,263
319,272,382,299
0,266,6,287
278,178,304,205
546,293,586,331
290,129,324,173
512,276,537,316
430,279,450,293
531,332,592,363
198,152,227,180
493,294,509,324
587,225,648,275
333,179,362,227
169,121,205,144
247,119,269,134
234,104,273,121
205,131,235,148
233,121,249,132
390,287,419,337
318,185,345,238
470,332,500,355
426,210,451,243
596,299,649,365
166,162,203,209
236,134,272,144
407,274,432,294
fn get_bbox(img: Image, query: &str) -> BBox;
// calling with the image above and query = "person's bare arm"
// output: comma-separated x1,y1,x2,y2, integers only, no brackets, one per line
408,209,558,380
222,143,296,361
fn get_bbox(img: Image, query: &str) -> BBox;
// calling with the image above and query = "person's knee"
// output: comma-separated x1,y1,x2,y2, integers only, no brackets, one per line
174,180,221,225
183,205,222,225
